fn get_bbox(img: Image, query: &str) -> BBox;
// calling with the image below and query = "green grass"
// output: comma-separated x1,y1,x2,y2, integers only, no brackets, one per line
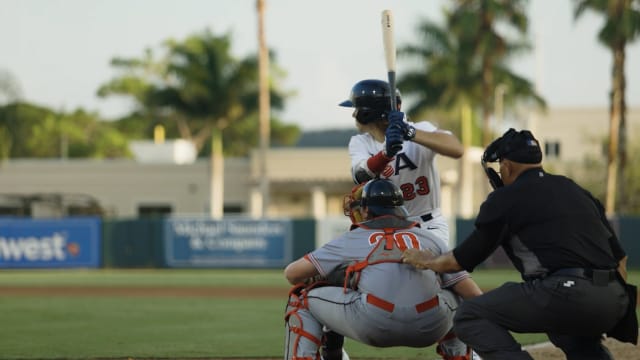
0,268,637,359
0,296,285,359
0,268,291,288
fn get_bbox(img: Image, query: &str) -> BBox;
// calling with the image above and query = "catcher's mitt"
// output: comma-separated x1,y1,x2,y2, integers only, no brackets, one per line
325,262,352,287
343,183,365,224
302,262,352,288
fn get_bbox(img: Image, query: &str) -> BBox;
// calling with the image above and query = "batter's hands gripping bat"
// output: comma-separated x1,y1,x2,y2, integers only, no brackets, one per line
381,9,402,153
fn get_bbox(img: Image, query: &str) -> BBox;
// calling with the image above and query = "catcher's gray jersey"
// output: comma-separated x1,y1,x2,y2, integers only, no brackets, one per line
307,219,467,302
284,218,470,359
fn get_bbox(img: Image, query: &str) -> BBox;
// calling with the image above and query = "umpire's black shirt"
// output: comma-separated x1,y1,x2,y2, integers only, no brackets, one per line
453,167,626,278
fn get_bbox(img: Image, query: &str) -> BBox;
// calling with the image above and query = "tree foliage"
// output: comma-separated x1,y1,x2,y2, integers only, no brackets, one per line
0,102,130,159
0,68,22,105
0,29,299,160
572,135,640,215
398,0,546,146
573,0,640,214
98,29,299,157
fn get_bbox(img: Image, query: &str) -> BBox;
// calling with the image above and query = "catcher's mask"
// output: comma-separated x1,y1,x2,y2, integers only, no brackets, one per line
481,128,542,189
338,79,401,124
343,183,365,223
360,178,409,218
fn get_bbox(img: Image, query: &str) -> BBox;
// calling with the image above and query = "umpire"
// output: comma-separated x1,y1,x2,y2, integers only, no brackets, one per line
402,128,637,360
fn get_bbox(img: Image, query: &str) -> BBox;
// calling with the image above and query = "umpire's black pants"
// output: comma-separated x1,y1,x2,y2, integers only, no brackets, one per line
453,275,628,360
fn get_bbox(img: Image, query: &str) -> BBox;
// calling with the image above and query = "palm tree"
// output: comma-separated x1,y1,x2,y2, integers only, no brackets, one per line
150,29,288,218
398,4,545,146
152,31,259,150
97,29,295,217
399,19,476,113
398,8,545,217
449,0,535,146
399,16,482,147
98,42,293,157
573,0,640,215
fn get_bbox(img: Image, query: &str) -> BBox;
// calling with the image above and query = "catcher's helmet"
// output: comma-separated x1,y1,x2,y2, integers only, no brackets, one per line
360,178,409,218
339,79,401,124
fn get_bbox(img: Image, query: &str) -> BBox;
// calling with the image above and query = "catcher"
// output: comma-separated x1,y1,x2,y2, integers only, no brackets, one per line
283,179,483,360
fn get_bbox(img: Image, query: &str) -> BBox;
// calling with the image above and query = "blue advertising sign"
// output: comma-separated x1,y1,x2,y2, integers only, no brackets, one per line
0,218,101,268
164,218,292,268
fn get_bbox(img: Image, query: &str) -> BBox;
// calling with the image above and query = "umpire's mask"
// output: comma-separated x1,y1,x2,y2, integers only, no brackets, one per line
481,128,542,190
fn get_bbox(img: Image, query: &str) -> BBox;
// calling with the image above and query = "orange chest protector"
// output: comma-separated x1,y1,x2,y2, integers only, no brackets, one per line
343,227,409,292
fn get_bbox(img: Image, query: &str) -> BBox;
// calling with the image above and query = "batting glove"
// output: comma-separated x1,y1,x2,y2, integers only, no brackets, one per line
388,111,416,141
384,122,404,157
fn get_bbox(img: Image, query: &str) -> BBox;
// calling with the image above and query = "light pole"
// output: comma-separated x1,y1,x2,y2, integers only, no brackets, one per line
256,0,270,218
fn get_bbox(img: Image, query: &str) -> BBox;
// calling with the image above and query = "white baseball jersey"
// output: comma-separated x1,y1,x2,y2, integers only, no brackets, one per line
348,120,450,237
283,218,470,359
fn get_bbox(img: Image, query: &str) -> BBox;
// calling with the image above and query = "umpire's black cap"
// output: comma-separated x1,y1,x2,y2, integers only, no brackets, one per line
483,128,542,164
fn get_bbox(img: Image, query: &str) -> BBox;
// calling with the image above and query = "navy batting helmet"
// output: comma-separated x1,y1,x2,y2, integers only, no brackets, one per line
360,178,409,218
339,79,401,124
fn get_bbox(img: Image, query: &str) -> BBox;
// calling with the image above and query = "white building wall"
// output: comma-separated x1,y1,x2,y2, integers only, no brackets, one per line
0,159,249,218
0,106,635,220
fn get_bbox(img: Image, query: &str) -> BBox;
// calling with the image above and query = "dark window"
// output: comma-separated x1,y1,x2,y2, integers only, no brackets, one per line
224,204,243,214
544,141,561,158
138,204,172,217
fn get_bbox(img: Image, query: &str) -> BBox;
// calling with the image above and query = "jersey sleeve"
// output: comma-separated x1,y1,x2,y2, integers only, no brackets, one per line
413,120,452,135
348,135,371,169
348,135,375,183
348,134,395,183
305,238,348,277
453,191,509,272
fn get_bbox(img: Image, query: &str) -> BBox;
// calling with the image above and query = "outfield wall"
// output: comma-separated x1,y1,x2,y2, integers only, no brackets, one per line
0,216,637,269
0,217,102,268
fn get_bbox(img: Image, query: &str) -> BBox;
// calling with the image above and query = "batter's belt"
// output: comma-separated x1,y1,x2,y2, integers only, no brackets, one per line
412,208,442,223
366,293,439,313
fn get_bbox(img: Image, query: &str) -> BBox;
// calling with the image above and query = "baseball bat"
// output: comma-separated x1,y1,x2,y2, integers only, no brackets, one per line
381,9,396,111
381,9,402,153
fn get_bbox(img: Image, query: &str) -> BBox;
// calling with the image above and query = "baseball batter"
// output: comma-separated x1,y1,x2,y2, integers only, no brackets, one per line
339,79,464,242
283,179,482,360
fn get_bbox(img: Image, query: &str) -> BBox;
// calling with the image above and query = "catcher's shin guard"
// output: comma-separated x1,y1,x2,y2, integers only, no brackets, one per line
436,331,472,360
436,346,472,360
284,285,322,360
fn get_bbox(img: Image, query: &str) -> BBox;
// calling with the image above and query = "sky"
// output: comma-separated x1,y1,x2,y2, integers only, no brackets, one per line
0,0,639,131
